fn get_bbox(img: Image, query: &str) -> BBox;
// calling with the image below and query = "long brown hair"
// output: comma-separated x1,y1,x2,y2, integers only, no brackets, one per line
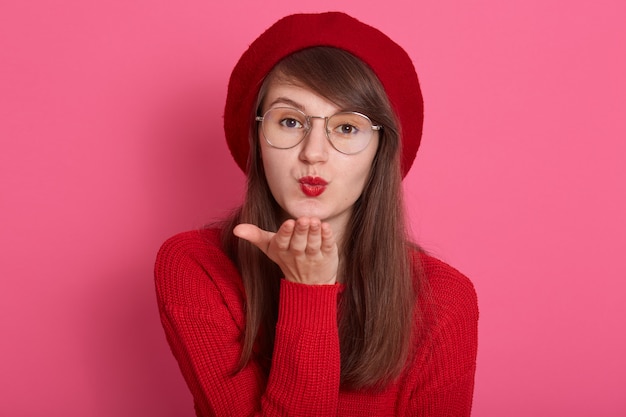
221,47,422,389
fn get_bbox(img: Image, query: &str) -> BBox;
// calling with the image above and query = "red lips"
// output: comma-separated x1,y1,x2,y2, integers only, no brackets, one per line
299,176,328,197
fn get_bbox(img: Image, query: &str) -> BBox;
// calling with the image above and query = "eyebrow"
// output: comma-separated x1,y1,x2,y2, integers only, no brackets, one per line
266,97,305,111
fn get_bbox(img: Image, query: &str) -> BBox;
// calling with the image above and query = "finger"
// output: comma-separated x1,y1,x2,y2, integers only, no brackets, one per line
233,223,274,254
305,218,322,254
289,217,311,253
274,219,296,251
320,222,336,254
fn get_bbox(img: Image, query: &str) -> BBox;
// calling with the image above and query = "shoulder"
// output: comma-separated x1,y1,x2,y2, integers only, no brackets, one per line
155,228,227,284
402,251,478,413
154,228,244,309
156,227,223,260
411,250,479,325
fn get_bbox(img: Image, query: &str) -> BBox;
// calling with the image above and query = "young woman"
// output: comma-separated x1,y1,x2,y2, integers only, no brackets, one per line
155,12,478,417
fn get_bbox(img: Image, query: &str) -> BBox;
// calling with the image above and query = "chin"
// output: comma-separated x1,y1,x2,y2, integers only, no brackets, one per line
284,203,330,221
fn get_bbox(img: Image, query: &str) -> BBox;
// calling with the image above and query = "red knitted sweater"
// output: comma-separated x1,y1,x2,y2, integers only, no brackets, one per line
154,228,478,416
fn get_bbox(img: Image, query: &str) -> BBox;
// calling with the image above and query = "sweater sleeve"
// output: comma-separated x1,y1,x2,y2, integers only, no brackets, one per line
154,231,342,417
407,255,479,417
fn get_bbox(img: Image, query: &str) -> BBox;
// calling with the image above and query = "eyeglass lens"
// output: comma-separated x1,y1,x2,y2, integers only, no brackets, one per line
261,107,376,154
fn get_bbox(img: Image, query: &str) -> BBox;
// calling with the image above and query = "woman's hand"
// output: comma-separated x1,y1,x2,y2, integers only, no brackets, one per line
233,217,338,285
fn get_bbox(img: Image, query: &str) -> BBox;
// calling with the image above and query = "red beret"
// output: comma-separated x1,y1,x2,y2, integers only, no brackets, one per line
224,11,423,178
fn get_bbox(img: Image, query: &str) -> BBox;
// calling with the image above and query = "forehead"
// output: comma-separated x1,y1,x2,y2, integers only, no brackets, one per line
261,79,342,115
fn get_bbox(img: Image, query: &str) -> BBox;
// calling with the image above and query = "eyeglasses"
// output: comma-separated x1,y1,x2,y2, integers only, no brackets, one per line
255,107,382,155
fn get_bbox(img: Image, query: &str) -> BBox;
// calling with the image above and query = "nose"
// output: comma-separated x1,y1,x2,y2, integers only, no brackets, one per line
299,117,330,164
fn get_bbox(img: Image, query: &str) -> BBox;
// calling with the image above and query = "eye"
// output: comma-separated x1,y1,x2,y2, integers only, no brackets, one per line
279,118,304,129
334,124,359,135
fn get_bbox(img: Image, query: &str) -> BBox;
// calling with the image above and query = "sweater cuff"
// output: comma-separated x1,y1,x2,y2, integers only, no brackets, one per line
277,280,342,330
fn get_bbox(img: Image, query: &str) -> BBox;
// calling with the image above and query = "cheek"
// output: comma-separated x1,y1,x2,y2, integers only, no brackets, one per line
260,148,287,192
345,148,378,187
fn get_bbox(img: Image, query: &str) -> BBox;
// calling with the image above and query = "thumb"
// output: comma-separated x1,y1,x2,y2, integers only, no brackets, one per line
233,223,274,254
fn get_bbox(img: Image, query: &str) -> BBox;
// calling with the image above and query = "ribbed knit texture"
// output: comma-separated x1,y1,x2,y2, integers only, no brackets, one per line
154,228,478,417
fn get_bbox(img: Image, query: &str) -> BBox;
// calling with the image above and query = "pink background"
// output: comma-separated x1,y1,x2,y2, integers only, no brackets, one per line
1,0,625,415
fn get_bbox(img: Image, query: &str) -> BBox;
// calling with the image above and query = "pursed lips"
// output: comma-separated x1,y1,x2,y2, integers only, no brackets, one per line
298,176,328,197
